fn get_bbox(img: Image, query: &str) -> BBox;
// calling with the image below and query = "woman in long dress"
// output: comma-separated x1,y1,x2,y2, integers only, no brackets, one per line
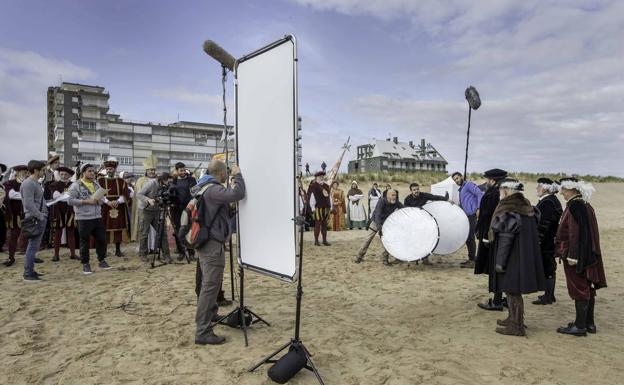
347,181,367,229
368,182,382,220
330,181,346,231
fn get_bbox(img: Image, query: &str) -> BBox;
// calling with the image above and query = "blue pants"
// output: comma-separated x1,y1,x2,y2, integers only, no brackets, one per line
24,218,47,277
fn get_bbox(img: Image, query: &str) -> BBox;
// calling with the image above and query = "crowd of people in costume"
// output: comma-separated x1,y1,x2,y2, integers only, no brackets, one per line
1,156,608,340
301,167,607,337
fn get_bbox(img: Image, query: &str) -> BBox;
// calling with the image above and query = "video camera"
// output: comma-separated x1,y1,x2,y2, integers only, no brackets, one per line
155,183,176,206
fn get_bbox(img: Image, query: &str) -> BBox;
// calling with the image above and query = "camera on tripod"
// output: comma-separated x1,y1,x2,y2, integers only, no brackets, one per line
155,183,176,206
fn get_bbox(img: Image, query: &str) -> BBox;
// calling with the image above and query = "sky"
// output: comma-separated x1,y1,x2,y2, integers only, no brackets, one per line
0,0,623,176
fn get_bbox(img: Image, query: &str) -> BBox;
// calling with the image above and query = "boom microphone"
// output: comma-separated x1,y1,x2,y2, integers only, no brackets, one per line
465,86,481,110
203,40,235,71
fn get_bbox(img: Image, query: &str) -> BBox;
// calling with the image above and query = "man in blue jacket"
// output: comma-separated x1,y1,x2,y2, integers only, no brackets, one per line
452,172,484,268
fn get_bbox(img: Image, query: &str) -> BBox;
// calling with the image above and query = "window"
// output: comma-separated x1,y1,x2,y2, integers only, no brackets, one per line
194,153,211,160
79,121,97,130
72,96,79,103
72,120,79,126
119,156,133,165
72,108,79,115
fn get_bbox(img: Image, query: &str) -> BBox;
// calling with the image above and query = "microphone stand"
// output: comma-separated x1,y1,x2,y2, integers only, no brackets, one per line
463,104,471,179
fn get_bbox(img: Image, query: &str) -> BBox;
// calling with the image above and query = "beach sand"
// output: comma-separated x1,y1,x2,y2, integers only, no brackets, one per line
1,182,623,385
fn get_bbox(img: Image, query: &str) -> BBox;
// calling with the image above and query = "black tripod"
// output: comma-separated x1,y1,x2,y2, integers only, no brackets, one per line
150,202,186,268
248,216,324,384
217,263,271,346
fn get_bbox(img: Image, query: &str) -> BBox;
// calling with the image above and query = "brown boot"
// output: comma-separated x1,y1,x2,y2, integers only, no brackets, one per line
496,294,526,336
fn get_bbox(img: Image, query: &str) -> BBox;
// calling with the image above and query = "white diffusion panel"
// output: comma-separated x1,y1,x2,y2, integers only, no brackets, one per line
423,201,469,255
381,208,439,262
235,37,298,281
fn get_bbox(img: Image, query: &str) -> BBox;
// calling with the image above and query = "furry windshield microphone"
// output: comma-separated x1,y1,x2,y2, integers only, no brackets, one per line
202,40,235,71
465,86,481,110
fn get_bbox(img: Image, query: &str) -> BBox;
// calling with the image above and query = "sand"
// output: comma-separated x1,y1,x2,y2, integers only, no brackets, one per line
1,182,623,385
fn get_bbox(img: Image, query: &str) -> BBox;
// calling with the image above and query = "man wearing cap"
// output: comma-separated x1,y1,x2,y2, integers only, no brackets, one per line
67,163,112,274
476,168,508,311
556,177,607,336
532,178,563,305
307,171,332,246
452,172,484,268
3,165,28,267
172,162,197,260
42,153,60,186
45,166,78,262
98,158,130,257
490,178,545,336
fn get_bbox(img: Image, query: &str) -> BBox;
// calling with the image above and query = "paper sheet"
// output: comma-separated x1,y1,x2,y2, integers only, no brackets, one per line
46,193,70,207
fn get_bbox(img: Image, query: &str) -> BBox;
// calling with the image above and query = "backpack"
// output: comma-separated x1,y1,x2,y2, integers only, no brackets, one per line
178,184,222,250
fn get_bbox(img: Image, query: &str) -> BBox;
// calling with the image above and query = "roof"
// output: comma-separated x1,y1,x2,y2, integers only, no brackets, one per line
360,139,447,163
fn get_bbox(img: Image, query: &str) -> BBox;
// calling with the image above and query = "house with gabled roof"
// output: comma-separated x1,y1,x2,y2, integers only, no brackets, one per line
348,137,447,173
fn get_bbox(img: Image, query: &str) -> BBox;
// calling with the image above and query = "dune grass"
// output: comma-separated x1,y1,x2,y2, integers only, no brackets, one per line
335,171,624,186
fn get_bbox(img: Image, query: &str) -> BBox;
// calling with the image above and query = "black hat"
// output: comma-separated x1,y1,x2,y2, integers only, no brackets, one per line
483,168,508,180
13,165,28,172
0,163,6,173
537,177,556,185
314,170,326,177
57,166,75,176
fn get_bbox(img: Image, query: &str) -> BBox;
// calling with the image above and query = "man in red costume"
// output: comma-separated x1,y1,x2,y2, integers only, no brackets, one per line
97,158,130,257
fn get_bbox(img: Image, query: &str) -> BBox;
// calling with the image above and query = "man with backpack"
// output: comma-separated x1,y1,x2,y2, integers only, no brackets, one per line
193,160,245,346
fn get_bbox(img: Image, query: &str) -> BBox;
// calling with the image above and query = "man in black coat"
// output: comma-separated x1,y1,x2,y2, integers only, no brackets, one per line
491,178,545,336
475,168,508,311
172,162,197,260
532,178,563,305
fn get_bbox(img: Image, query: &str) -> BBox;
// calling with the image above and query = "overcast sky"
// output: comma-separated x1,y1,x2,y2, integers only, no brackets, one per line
1,0,623,176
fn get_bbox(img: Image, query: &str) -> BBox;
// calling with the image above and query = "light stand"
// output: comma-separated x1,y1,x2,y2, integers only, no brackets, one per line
213,64,270,346
221,65,236,303
248,216,325,384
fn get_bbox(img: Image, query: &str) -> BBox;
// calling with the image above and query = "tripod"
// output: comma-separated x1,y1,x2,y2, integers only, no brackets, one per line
217,262,271,346
248,216,324,384
150,202,187,268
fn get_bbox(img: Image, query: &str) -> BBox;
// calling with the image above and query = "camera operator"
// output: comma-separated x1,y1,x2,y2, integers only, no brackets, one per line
195,160,245,346
172,162,197,260
136,172,173,263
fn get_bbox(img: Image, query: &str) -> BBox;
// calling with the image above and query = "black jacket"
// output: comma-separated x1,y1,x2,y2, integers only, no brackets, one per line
536,194,562,275
372,199,404,232
474,184,500,275
403,192,446,208
491,207,545,294
173,176,197,208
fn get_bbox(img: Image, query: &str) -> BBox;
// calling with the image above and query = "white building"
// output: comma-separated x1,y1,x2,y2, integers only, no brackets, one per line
47,82,227,173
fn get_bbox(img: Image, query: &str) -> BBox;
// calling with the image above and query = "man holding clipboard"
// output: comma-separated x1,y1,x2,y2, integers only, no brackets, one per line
67,163,113,275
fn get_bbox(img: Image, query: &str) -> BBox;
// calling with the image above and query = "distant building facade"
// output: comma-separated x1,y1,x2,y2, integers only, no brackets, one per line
47,82,227,173
348,137,447,173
